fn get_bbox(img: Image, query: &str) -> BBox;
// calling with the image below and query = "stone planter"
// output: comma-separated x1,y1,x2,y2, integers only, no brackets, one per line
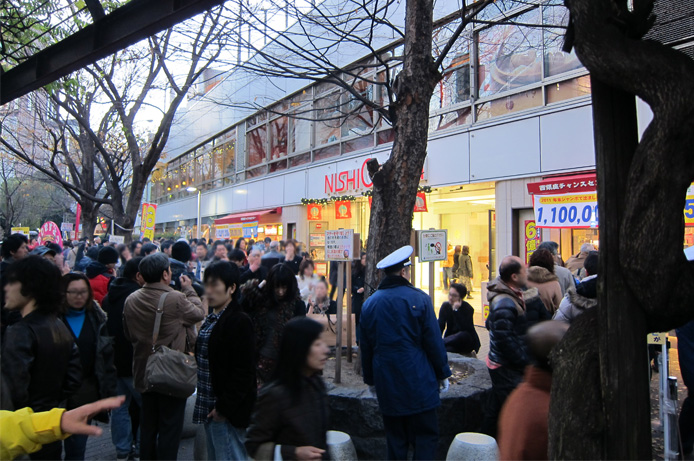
327,354,492,460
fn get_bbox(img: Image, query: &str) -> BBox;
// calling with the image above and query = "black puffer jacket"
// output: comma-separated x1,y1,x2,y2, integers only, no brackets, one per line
1,311,82,411
245,375,329,460
485,278,529,371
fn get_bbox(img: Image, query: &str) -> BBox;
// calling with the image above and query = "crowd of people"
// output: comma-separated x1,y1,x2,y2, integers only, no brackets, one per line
0,231,691,461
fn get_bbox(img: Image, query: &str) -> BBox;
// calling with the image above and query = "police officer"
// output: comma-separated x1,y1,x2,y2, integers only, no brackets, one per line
360,245,452,460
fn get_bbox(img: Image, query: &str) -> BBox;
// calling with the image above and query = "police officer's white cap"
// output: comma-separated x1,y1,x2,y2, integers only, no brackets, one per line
376,245,414,270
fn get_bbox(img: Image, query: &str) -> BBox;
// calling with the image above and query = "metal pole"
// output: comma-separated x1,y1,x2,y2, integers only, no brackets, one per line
429,261,435,300
665,376,679,460
335,262,345,383
346,262,353,363
196,190,202,239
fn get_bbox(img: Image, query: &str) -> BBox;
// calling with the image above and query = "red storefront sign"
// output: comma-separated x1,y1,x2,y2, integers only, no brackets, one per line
335,201,352,219
414,192,428,212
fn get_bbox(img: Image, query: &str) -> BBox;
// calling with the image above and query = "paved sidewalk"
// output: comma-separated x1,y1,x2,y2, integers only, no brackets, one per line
82,424,196,460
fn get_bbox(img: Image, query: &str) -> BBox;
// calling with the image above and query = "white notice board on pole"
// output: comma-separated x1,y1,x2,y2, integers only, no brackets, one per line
417,230,448,262
325,229,355,261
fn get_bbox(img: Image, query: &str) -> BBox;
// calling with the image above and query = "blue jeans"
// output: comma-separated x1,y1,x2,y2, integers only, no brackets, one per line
204,420,248,460
111,377,142,457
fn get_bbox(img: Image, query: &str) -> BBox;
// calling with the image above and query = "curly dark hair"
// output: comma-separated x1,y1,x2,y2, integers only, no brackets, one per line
529,248,555,273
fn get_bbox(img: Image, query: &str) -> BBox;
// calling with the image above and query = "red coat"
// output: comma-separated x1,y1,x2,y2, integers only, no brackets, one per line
89,274,112,304
498,366,552,460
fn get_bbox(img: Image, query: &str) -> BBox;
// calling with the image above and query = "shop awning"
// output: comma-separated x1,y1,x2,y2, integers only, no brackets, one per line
527,173,597,195
214,208,281,225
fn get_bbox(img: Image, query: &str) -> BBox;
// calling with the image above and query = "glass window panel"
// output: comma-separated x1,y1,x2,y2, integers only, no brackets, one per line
246,166,266,178
313,144,340,162
269,116,288,161
341,81,375,138
543,3,583,77
289,152,311,167
247,125,267,167
433,20,472,110
269,159,288,173
343,134,375,154
478,8,543,97
314,92,342,147
429,107,472,132
475,87,542,121
377,129,394,145
545,76,591,104
289,112,311,153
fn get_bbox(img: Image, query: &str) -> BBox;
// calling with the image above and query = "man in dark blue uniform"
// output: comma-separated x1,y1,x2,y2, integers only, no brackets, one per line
361,245,452,460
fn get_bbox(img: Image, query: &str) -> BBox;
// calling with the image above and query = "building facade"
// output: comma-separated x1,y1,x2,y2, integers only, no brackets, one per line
151,0,694,292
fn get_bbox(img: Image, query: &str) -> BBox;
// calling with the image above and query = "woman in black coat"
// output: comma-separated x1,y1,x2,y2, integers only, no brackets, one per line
351,252,366,344
246,317,330,460
438,283,481,355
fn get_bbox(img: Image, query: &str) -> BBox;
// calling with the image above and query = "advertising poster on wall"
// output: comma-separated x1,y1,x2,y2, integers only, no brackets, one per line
335,201,352,219
11,227,30,236
414,192,428,212
417,230,447,262
533,192,598,229
307,204,323,221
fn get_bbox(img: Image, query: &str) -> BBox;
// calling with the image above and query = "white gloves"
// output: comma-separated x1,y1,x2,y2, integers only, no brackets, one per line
439,378,450,393
369,385,377,397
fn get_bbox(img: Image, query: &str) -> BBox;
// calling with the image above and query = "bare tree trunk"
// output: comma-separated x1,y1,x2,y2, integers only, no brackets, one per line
79,201,100,241
364,0,439,295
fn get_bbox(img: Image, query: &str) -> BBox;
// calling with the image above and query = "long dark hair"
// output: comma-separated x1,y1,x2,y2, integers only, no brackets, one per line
352,251,366,277
266,263,299,304
60,272,95,313
272,317,324,401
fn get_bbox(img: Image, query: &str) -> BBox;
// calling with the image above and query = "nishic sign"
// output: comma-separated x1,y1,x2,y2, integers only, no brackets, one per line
324,159,373,195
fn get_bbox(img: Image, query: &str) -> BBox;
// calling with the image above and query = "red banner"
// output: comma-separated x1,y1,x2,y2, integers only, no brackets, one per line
335,201,352,219
74,203,82,239
414,191,428,212
307,204,322,221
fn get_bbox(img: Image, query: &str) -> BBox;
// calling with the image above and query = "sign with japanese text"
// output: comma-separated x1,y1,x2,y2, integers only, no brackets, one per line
524,221,541,264
325,229,355,261
417,230,447,262
60,222,74,232
533,193,599,229
335,201,352,219
39,221,63,249
242,221,258,239
414,192,428,212
527,174,597,195
109,235,125,244
11,227,30,236
307,204,322,221
140,203,157,241
685,184,694,227
647,332,668,345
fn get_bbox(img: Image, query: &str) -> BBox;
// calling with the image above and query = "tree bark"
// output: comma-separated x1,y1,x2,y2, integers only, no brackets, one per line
549,0,694,457
364,0,439,295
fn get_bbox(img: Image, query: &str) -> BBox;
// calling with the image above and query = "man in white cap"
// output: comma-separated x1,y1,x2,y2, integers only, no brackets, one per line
360,245,452,460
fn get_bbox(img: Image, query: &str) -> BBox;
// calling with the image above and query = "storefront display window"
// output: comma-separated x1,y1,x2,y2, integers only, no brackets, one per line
313,143,340,162
430,107,472,132
478,8,542,98
343,135,374,154
289,110,311,154
546,76,591,104
341,81,374,138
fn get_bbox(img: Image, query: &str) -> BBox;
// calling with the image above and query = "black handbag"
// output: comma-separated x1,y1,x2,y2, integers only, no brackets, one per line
143,292,198,399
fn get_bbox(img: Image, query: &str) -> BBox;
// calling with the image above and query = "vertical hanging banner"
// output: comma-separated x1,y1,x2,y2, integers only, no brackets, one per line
39,221,63,249
307,204,323,221
368,196,373,208
414,191,428,212
140,203,157,241
335,200,352,219
74,203,82,239
524,220,541,264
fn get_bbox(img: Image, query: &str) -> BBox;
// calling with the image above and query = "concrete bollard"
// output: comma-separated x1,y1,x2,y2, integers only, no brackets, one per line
327,430,358,461
446,432,499,461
